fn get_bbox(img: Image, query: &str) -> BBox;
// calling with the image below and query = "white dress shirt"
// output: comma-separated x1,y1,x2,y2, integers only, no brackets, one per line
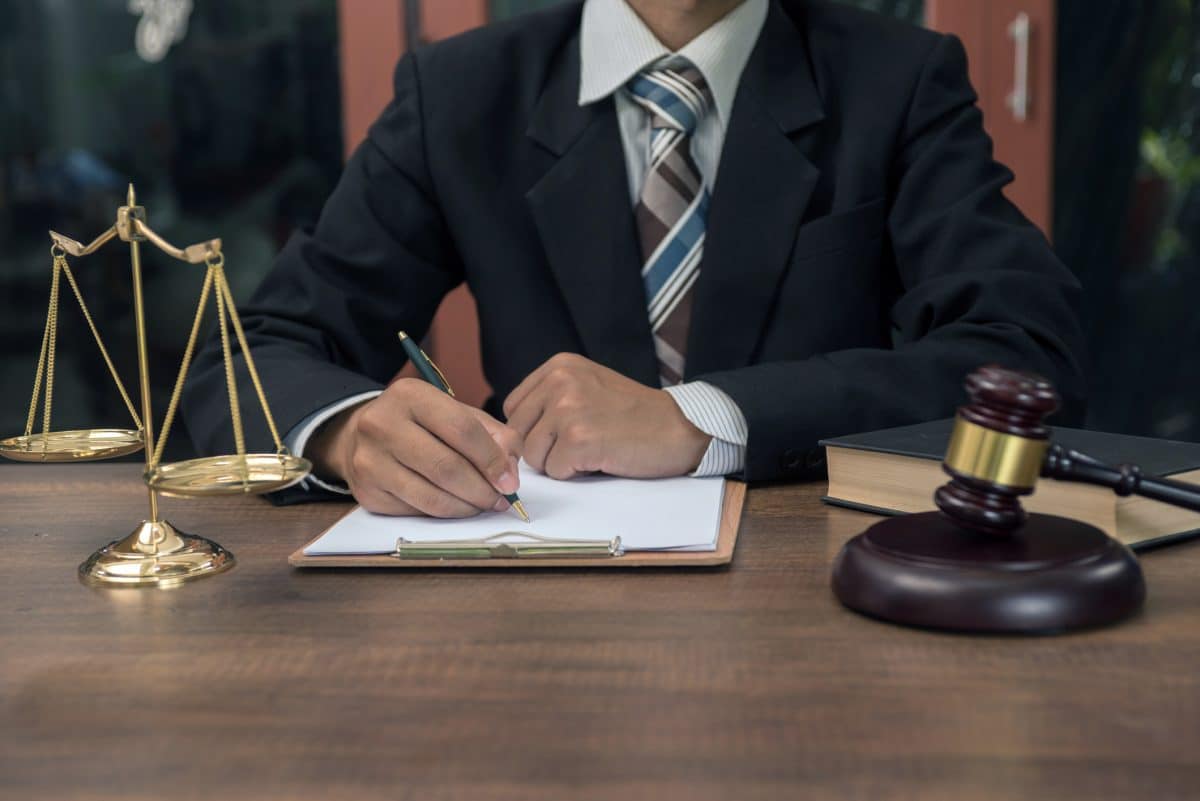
579,0,766,475
287,0,766,492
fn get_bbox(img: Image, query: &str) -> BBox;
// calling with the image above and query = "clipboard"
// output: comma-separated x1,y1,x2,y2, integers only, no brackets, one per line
288,480,745,568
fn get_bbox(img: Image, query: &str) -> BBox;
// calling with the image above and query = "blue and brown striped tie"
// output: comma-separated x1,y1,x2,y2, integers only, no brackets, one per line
627,60,713,387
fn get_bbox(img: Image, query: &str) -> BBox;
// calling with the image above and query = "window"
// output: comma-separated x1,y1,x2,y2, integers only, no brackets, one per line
0,0,342,458
1055,1,1200,440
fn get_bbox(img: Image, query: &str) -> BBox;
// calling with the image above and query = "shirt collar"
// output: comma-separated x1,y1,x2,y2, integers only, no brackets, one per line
578,0,769,127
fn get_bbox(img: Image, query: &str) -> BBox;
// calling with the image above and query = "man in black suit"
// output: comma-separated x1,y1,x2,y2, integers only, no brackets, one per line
182,0,1086,518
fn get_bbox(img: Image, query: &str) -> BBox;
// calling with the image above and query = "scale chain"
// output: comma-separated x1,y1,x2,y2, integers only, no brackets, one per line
58,256,144,432
23,251,144,445
24,259,57,439
215,265,289,455
213,262,246,458
41,257,61,446
152,264,215,467
149,256,292,467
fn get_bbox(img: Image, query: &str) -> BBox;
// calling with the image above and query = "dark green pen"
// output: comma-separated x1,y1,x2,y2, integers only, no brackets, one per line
398,331,529,522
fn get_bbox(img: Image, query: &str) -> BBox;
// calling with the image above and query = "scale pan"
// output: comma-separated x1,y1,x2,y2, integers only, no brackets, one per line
145,453,311,497
0,428,144,462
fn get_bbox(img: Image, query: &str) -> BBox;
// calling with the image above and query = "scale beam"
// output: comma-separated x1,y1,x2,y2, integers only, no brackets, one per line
132,220,222,264
49,205,222,266
49,227,118,258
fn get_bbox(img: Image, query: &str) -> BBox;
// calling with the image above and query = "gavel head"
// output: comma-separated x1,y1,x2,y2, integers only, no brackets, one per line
934,365,1060,535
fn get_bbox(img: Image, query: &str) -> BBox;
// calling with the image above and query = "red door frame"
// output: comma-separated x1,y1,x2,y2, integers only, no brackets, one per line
927,0,1056,238
338,0,492,406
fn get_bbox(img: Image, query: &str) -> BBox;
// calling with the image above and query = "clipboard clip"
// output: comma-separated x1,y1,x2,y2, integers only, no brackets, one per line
394,531,623,560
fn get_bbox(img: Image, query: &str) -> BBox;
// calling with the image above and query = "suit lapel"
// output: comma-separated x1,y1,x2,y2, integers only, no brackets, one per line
526,35,660,387
686,1,826,377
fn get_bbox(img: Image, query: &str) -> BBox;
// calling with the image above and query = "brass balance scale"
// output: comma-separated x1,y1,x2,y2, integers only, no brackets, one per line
0,185,311,587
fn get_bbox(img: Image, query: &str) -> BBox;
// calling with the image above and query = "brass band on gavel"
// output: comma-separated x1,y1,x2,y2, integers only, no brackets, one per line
943,416,1049,490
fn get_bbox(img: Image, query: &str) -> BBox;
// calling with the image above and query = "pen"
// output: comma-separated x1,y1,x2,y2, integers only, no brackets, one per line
397,331,529,522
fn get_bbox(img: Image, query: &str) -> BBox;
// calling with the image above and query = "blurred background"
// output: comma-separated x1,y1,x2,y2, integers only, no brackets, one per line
0,0,1196,461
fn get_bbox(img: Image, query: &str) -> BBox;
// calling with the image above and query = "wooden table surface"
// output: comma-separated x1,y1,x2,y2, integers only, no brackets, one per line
1,464,1198,801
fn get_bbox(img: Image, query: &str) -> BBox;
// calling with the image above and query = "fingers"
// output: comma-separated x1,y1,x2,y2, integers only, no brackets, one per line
505,354,603,479
344,427,481,518
470,409,523,484
410,389,518,496
505,360,579,438
512,370,567,471
502,352,586,420
347,380,523,518
502,361,552,419
358,454,483,519
354,484,421,516
468,407,524,460
390,423,504,513
523,418,557,475
542,432,580,481
526,414,601,480
504,394,547,440
542,421,600,480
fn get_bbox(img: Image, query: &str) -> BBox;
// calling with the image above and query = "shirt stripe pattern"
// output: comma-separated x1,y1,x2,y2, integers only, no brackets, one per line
664,381,749,475
627,59,713,387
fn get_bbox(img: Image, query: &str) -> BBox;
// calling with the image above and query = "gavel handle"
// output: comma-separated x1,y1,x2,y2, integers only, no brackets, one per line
1043,444,1200,513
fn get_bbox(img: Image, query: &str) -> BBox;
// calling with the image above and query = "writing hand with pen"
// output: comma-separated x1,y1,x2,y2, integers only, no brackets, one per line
307,343,711,519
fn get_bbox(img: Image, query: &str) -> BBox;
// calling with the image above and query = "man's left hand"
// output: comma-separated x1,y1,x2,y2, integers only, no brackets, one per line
503,353,711,480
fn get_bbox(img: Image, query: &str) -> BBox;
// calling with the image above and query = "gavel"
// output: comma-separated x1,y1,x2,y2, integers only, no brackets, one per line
832,365,1200,634
936,366,1200,533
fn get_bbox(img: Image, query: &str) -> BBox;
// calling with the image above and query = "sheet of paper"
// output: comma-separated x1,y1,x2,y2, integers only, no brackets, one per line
303,465,726,555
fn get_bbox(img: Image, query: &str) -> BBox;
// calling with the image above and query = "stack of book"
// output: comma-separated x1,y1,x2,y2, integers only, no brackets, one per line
821,419,1200,549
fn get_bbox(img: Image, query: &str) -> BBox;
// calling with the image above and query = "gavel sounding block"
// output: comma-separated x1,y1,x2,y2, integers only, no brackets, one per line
833,510,1145,634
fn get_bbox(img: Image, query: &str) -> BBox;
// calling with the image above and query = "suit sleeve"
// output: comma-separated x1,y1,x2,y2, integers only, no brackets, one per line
181,53,461,459
695,34,1088,483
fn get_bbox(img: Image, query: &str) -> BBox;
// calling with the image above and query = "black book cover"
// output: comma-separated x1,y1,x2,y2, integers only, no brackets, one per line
820,419,1200,477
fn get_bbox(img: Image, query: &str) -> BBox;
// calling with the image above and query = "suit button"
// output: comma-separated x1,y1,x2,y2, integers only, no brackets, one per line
782,449,804,471
806,449,826,469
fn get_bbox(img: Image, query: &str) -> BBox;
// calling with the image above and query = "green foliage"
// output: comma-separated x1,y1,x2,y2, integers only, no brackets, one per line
1142,129,1200,187
1140,129,1200,264
1136,2,1200,268
1139,0,1197,132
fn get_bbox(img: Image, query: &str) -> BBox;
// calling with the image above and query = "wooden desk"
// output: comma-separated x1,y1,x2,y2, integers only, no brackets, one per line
2,465,1198,801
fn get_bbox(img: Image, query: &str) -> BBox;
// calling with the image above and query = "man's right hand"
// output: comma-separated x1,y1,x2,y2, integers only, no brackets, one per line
306,379,523,518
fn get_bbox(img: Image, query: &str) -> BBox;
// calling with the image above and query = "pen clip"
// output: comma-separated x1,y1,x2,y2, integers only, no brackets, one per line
421,346,455,397
398,330,456,397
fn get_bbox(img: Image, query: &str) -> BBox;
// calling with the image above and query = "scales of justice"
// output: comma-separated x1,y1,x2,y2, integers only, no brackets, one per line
0,185,311,587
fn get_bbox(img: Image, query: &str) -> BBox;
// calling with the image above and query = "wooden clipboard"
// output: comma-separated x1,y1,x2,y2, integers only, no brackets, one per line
289,480,745,568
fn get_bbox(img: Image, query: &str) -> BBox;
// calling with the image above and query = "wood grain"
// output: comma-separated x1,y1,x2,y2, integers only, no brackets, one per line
2,464,1198,801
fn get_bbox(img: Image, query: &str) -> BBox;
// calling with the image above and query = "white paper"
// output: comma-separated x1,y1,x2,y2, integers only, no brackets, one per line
303,465,726,555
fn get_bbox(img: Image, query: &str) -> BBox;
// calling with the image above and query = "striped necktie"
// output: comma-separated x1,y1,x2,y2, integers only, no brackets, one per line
627,60,713,387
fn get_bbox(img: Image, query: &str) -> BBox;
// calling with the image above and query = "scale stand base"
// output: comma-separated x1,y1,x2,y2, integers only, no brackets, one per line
832,512,1146,634
78,519,234,588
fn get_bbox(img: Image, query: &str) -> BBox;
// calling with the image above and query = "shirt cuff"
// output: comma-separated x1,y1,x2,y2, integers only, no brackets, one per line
285,390,382,495
663,381,748,477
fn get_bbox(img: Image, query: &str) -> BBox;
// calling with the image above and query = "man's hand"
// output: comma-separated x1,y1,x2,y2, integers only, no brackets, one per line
503,353,711,480
307,379,522,518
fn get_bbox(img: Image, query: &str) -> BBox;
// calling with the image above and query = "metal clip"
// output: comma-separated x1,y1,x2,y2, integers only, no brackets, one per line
395,531,623,560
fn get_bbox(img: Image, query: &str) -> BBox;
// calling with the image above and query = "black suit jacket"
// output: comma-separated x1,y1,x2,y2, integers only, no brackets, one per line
182,0,1087,483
